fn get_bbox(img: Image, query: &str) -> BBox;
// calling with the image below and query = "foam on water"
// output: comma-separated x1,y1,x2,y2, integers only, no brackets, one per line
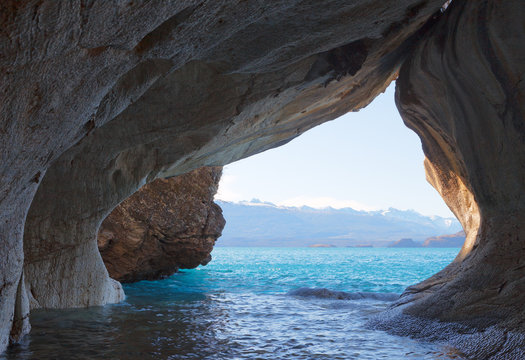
3,247,468,359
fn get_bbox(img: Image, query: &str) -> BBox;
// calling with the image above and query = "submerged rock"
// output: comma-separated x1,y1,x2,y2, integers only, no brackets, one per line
98,167,225,283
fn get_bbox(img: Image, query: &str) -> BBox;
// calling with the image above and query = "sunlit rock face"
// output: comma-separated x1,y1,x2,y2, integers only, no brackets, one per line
386,1,525,358
98,167,224,283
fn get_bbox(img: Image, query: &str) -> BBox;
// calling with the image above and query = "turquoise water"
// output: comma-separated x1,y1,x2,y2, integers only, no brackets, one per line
4,247,465,359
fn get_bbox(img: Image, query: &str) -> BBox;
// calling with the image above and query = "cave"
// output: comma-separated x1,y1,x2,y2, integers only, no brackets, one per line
1,1,524,358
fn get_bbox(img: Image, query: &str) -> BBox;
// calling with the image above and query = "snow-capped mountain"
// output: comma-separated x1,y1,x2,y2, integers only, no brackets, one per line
215,200,462,247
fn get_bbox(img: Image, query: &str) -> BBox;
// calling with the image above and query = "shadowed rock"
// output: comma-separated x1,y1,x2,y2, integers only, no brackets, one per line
0,0,523,357
371,1,525,358
98,167,225,283
395,0,525,326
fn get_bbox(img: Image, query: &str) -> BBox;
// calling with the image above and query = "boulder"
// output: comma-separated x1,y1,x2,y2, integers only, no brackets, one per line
98,167,225,283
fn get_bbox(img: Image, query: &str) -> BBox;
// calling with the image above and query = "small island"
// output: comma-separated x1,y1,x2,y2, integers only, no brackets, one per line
387,232,466,248
388,238,421,248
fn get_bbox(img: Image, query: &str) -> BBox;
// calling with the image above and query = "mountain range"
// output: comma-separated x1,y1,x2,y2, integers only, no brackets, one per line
216,200,463,247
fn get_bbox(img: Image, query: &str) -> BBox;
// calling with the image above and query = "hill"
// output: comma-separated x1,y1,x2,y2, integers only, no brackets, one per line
388,238,421,248
422,231,466,248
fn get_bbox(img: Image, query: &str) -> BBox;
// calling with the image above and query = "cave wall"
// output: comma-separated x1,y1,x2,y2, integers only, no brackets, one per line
2,0,524,356
1,0,446,351
98,167,225,283
20,0,444,309
392,0,525,351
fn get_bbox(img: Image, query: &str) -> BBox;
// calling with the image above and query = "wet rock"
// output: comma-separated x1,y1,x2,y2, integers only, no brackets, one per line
98,167,225,283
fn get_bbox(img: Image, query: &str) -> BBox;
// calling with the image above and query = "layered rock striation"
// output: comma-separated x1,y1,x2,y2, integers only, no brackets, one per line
396,0,525,325
0,0,524,357
98,167,225,283
2,1,446,350
371,1,525,358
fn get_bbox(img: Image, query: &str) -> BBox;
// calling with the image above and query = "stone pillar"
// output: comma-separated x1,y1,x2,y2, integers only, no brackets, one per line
0,188,35,353
395,0,525,331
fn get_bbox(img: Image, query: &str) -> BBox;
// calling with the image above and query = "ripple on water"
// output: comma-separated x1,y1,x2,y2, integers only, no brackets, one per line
2,247,464,360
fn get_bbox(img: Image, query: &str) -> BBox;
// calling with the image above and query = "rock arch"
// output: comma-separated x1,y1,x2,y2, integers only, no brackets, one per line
1,1,523,357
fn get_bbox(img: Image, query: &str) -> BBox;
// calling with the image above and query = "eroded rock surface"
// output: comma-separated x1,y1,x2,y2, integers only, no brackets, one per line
98,167,225,283
1,0,523,357
3,1,446,350
17,1,443,342
372,1,525,358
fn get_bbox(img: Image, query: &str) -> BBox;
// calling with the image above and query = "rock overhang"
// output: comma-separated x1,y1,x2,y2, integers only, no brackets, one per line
2,1,524,358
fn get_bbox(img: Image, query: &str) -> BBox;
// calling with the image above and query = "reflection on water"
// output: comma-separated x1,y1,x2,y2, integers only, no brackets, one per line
8,295,227,359
3,248,465,359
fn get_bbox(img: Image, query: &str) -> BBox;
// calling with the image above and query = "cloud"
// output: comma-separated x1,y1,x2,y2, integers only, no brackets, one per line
214,173,244,202
214,169,378,211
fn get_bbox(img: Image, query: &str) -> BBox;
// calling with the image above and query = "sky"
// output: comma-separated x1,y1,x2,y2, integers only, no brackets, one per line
215,82,455,218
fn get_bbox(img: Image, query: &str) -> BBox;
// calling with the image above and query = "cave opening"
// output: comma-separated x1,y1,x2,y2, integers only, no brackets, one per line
214,82,464,249
80,82,466,357
93,82,464,284
15,81,468,360
4,0,524,358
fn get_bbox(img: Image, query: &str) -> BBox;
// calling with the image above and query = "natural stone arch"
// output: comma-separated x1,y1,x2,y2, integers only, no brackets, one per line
20,0,440,316
1,1,524,358
3,0,441,349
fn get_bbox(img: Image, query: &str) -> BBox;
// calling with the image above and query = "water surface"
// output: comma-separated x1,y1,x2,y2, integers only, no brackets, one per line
4,247,465,359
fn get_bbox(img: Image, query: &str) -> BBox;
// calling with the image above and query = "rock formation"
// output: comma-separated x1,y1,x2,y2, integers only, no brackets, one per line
2,1,445,350
98,167,225,283
0,0,523,358
15,0,443,337
374,1,525,358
